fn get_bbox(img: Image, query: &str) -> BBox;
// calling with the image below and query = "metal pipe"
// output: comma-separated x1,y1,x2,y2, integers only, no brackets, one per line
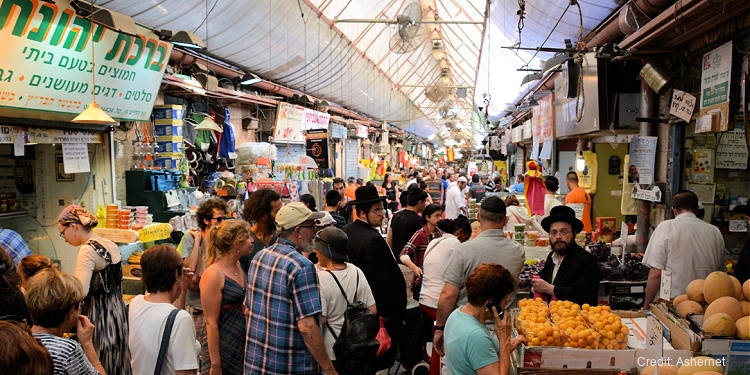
617,0,705,51
636,78,654,253
584,0,676,48
332,19,483,24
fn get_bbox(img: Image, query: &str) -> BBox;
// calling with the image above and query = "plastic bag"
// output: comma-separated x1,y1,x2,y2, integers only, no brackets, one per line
375,317,392,357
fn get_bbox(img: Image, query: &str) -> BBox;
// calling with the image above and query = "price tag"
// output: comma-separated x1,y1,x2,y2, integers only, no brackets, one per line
669,89,696,123
660,270,672,301
647,315,664,359
137,223,173,243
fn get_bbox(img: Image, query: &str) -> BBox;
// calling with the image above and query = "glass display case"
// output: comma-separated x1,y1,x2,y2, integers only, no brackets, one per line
0,212,58,264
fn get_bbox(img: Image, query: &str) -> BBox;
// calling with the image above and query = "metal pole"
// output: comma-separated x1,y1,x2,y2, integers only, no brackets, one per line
637,79,654,253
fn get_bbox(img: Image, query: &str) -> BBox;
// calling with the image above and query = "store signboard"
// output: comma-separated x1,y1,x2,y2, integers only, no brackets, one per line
628,136,657,185
355,124,368,138
0,0,171,121
304,109,330,130
305,129,329,169
715,123,748,169
273,102,306,143
0,125,102,143
699,41,733,132
532,93,554,144
522,119,532,140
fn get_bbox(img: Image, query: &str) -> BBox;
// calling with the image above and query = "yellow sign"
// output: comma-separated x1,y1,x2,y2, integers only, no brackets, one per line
137,223,172,243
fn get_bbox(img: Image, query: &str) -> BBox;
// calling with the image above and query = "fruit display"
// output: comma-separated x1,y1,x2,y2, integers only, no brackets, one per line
677,274,750,339
516,298,628,349
598,253,649,282
519,258,545,291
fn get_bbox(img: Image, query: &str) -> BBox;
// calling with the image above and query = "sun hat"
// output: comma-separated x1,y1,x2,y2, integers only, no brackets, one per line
314,227,349,263
541,205,584,234
347,185,387,206
275,202,326,231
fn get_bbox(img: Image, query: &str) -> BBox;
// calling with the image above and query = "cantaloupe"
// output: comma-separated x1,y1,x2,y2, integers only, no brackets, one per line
686,279,706,303
691,372,723,375
641,365,679,375
729,275,742,300
703,271,735,304
676,356,724,375
736,316,750,339
704,296,743,322
702,313,737,336
744,279,750,301
741,300,750,316
673,294,690,308
676,300,704,319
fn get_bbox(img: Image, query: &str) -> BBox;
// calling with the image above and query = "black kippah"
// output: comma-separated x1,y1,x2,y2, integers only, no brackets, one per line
481,196,506,214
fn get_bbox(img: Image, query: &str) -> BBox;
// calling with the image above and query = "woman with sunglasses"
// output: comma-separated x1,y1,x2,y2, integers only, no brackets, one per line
199,219,253,375
58,205,130,374
0,246,31,321
179,198,229,335
313,227,376,375
27,267,105,374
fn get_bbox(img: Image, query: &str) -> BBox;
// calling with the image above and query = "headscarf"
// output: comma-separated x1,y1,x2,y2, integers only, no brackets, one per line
57,205,98,228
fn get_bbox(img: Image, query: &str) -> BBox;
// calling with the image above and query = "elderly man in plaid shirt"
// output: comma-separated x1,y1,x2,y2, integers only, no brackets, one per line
245,202,338,375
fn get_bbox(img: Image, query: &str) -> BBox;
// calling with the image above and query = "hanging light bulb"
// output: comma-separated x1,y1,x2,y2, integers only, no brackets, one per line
440,69,451,85
431,39,445,60
575,138,585,171
72,20,116,125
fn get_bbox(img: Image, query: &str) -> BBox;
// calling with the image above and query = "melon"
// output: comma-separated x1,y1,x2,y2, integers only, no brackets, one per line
736,316,750,339
676,356,724,375
676,300,704,319
744,279,750,301
704,296,743,322
741,300,750,316
686,279,706,303
702,313,737,336
691,372,723,375
703,271,734,304
641,365,678,375
673,294,690,308
729,275,742,300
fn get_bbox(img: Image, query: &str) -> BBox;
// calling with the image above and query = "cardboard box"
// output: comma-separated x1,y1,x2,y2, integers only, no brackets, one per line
155,141,183,153
685,314,748,356
154,158,178,168
153,105,184,121
154,124,183,136
155,135,183,143
650,303,701,353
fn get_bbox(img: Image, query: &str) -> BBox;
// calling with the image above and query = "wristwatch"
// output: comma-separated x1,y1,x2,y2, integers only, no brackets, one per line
434,322,445,330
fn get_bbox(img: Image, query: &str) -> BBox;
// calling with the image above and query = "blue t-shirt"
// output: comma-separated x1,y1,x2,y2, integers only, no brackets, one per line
510,182,524,193
444,308,500,374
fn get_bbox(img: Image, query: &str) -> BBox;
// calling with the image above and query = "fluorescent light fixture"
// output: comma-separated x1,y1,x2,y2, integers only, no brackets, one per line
171,30,205,49
427,133,437,140
239,73,262,85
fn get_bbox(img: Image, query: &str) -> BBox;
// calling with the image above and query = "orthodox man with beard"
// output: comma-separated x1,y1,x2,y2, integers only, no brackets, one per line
531,205,601,306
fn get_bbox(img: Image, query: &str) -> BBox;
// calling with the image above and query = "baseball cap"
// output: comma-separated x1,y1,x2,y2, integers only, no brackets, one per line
275,202,326,231
457,176,468,183
314,212,336,227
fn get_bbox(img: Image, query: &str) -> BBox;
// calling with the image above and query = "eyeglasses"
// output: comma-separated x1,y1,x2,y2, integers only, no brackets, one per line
549,230,572,238
0,315,31,335
59,225,70,237
298,225,316,230
212,216,230,223
371,208,386,215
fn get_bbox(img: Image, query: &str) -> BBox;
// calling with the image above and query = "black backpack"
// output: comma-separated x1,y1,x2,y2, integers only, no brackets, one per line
325,270,380,371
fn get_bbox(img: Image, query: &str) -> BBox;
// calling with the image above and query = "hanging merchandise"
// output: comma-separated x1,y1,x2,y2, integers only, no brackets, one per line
219,108,238,168
523,161,546,216
577,150,598,194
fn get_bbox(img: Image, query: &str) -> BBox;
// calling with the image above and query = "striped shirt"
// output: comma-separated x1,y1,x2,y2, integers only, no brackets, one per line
1,228,31,266
245,237,323,374
34,333,98,375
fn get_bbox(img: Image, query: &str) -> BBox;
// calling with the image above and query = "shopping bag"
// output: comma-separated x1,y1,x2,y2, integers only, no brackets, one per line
375,316,392,357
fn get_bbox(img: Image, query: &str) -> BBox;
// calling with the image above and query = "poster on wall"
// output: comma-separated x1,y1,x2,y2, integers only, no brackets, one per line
699,41,733,132
274,102,306,143
0,0,171,122
691,148,713,182
715,122,748,169
305,129,329,169
627,136,657,185
532,93,554,144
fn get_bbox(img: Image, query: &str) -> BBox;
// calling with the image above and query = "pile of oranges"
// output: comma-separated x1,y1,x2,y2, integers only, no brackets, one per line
516,298,630,350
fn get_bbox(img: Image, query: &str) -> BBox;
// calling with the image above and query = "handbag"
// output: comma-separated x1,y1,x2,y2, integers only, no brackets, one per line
375,316,392,357
153,309,180,375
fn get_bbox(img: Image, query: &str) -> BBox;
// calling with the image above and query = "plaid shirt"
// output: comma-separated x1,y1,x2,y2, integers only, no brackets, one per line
245,237,323,374
1,229,31,266
399,225,443,267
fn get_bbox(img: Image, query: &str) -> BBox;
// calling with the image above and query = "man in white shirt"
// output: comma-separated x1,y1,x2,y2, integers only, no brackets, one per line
542,176,562,217
444,176,468,219
642,190,725,308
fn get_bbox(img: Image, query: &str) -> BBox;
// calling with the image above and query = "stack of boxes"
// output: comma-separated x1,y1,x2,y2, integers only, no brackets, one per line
468,198,478,220
153,105,184,169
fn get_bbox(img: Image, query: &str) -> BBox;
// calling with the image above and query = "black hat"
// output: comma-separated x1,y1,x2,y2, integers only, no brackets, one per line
732,205,750,215
314,227,349,263
541,206,584,234
348,185,387,206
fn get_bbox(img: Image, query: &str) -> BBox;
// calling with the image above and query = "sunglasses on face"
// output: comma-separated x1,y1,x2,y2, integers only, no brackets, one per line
212,216,230,223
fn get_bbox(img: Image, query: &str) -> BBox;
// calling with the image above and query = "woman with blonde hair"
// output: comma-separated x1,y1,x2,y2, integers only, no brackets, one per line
199,219,253,374
18,254,54,290
58,205,130,374
27,268,105,374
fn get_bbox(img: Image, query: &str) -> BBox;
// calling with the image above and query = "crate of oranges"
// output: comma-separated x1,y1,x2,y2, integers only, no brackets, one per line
549,300,602,349
579,304,629,350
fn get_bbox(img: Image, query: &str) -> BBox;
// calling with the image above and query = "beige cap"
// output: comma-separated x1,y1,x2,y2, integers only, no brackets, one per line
275,202,325,231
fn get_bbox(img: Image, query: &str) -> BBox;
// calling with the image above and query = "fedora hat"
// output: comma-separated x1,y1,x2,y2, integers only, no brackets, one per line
541,205,584,234
347,185,387,206
314,227,349,263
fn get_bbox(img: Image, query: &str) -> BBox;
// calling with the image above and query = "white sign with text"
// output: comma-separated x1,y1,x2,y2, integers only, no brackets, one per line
62,143,90,174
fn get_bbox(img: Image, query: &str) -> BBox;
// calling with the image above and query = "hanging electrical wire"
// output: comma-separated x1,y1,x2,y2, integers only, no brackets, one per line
521,1,572,69
516,0,526,47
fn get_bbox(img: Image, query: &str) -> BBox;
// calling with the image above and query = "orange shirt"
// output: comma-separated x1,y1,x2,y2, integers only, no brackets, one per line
344,184,357,201
565,186,593,233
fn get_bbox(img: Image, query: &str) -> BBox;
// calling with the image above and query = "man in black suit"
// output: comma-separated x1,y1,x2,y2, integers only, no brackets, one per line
343,185,406,374
531,205,601,306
